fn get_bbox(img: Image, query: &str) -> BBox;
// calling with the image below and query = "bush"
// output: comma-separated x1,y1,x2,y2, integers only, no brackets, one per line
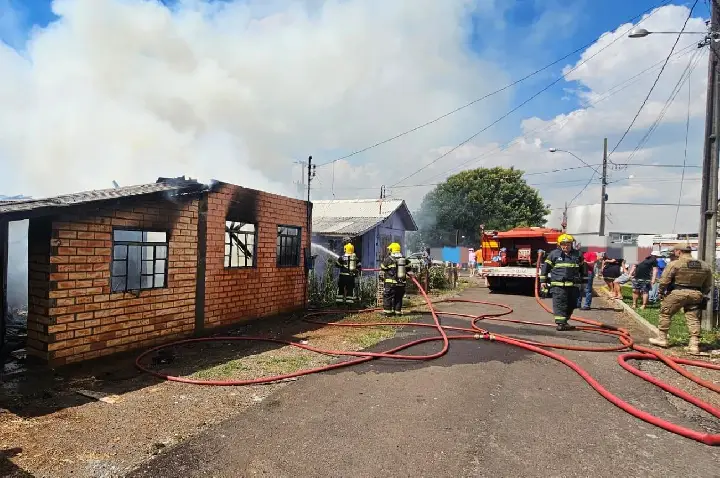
429,265,450,290
308,258,378,308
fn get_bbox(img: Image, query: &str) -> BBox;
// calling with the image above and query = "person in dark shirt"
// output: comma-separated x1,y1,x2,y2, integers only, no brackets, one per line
630,255,658,309
601,257,623,299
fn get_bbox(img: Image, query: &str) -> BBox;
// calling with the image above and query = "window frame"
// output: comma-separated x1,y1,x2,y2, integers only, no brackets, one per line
224,221,258,269
110,227,170,293
276,225,302,267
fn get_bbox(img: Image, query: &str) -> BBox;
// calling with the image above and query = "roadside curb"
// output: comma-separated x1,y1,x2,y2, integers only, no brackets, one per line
593,285,660,336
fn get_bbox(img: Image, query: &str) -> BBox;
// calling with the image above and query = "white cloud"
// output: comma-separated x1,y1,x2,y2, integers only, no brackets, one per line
0,1,711,238
0,0,509,198
352,3,710,236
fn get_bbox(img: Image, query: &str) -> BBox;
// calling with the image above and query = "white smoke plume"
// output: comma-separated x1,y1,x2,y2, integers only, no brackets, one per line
0,0,502,199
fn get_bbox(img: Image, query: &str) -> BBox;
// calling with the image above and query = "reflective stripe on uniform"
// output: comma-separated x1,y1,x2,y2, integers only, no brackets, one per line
550,281,577,287
553,263,579,268
544,259,553,265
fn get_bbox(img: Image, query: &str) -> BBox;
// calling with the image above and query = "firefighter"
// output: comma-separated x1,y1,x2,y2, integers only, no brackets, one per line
380,242,411,316
649,242,712,354
335,242,361,304
539,233,588,331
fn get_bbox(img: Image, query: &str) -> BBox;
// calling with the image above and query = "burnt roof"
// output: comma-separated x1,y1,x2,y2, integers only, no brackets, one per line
0,178,205,221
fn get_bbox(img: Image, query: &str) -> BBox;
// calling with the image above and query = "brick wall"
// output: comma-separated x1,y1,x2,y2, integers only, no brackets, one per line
204,183,309,328
26,196,199,365
27,218,52,356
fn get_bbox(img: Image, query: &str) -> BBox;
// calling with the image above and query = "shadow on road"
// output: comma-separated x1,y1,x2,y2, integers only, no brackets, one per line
0,448,35,477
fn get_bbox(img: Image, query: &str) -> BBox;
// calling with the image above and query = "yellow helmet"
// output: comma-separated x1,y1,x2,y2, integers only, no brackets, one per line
558,233,574,244
387,242,401,254
344,243,355,254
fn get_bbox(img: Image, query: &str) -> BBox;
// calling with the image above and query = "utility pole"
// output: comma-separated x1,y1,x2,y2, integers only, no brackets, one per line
306,155,315,203
303,155,315,309
599,137,608,237
561,203,567,231
698,2,720,330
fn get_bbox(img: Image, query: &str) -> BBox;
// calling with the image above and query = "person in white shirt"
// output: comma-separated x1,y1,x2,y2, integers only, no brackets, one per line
468,248,476,277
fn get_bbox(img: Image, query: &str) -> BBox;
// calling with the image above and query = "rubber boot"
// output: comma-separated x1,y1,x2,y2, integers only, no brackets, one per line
686,336,700,354
556,322,575,331
648,332,668,348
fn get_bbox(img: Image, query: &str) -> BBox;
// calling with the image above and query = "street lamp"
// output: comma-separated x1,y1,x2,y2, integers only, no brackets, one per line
547,148,600,174
628,28,709,38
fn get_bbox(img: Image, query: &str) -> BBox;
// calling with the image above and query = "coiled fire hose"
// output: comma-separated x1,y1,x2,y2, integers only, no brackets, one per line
136,262,720,446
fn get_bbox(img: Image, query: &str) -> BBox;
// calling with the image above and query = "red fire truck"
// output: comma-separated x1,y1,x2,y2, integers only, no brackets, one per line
478,226,563,292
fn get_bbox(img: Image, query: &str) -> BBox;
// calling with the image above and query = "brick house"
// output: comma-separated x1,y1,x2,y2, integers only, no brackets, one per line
0,178,311,366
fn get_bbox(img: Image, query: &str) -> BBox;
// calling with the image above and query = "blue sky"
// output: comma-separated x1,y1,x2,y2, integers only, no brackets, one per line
467,0,708,140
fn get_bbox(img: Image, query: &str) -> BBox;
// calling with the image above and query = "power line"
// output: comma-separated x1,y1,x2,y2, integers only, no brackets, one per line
619,47,704,168
568,172,597,206
608,202,701,206
569,8,700,203
558,201,701,210
673,52,695,232
315,47,590,168
608,0,700,161
402,38,698,187
378,2,674,186
314,170,699,192
315,1,673,169
396,37,694,189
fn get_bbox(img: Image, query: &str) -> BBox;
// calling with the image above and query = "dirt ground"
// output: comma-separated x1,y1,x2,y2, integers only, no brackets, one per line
0,287,463,478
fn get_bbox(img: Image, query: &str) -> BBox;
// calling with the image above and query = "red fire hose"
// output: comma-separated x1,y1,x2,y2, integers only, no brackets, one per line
136,264,720,446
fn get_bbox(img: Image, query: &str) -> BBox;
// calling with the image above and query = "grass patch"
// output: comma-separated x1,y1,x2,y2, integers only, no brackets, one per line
613,285,720,348
191,359,250,379
354,328,398,349
190,354,314,380
254,355,313,374
349,314,416,349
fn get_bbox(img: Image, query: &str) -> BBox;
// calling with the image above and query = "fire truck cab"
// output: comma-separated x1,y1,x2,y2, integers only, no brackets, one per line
479,227,562,292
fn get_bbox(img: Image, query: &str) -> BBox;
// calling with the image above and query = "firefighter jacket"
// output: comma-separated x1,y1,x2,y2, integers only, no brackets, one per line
540,248,587,287
335,253,361,276
658,255,712,295
380,253,411,285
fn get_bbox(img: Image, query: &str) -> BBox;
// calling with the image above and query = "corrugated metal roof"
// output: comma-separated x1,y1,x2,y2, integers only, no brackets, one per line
0,182,190,216
311,198,418,236
312,216,385,236
312,199,405,219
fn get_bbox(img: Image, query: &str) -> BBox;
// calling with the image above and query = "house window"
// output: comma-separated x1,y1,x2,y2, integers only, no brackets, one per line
610,233,637,244
111,229,168,292
277,225,301,267
225,222,256,268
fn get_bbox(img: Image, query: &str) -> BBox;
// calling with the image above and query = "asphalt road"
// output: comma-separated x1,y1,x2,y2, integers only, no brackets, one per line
128,286,720,478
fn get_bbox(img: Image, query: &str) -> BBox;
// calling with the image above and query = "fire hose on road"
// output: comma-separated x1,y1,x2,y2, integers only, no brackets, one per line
136,263,720,446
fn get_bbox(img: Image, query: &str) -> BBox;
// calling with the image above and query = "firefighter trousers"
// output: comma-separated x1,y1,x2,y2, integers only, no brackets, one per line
383,282,405,314
336,274,356,303
659,289,703,337
551,286,579,324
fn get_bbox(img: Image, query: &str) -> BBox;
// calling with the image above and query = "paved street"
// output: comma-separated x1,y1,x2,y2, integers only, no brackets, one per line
128,285,719,477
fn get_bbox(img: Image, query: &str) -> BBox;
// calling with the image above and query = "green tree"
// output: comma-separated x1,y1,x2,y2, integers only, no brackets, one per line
416,167,550,247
